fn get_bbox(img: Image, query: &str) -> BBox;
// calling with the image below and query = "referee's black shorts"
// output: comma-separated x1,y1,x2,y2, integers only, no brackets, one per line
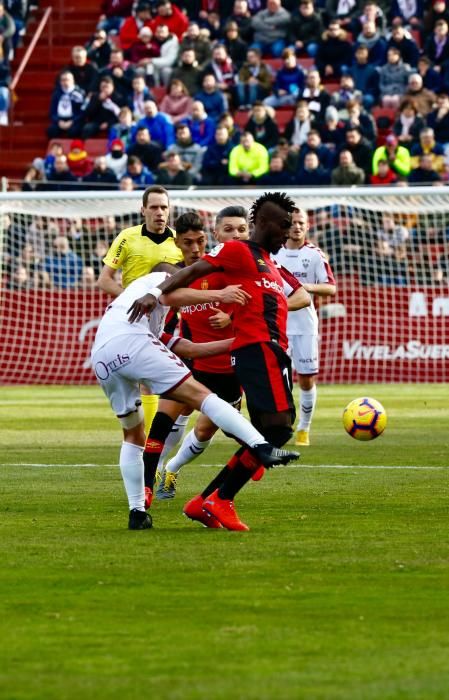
192,368,242,409
231,341,296,421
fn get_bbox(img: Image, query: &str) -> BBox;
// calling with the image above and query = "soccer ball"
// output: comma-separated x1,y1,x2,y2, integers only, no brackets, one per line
342,397,387,441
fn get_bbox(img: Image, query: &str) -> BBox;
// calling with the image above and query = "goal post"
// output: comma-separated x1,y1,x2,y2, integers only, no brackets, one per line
1,186,448,385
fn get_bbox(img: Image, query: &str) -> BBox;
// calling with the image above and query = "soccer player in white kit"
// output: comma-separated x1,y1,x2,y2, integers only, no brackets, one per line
91,263,299,529
273,208,336,446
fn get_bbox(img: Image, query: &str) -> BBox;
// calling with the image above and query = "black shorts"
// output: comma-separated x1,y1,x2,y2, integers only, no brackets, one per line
231,342,295,421
192,368,242,409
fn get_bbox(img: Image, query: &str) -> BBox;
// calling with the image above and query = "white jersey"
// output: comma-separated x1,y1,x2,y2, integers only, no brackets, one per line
274,242,335,336
92,271,170,353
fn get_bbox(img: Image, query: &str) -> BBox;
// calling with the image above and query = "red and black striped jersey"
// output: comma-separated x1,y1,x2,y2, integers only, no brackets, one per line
203,240,300,352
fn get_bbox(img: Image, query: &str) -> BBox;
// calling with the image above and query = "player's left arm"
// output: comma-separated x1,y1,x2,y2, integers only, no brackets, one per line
302,282,336,296
162,285,250,307
303,255,336,297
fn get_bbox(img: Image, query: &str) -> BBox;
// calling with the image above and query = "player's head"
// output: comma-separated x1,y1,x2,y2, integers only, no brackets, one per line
174,211,207,265
214,206,249,242
288,207,309,246
249,192,295,254
141,185,170,234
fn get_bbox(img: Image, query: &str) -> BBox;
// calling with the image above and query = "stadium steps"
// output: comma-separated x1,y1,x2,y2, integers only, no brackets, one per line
1,0,100,183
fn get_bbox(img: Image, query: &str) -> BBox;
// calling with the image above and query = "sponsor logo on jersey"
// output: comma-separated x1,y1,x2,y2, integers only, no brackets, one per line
94,353,130,380
257,258,266,266
208,243,224,257
302,258,310,269
181,301,220,314
200,279,209,289
255,277,283,294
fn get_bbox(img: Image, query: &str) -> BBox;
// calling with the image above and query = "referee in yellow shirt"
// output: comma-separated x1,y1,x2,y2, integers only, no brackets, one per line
97,185,183,432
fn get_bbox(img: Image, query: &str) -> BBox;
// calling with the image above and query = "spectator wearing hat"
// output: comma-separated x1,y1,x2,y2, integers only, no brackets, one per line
156,152,194,186
289,0,323,59
126,125,163,169
263,48,305,109
129,25,160,66
150,0,189,41
410,126,445,173
370,158,398,185
331,149,366,185
67,139,94,178
194,73,227,123
105,138,128,178
119,2,153,55
372,133,411,178
235,47,273,108
48,71,86,138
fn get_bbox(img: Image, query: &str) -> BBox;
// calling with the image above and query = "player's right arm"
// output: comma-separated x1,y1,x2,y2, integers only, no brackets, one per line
127,259,219,322
97,264,124,298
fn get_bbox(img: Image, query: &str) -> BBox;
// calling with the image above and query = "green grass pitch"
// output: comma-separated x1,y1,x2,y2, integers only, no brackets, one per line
1,384,448,700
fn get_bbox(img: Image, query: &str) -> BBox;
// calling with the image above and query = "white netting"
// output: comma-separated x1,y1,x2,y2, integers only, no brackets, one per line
1,187,448,385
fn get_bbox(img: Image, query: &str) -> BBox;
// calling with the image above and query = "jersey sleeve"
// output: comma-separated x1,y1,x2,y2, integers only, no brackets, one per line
278,264,301,297
160,331,182,351
314,251,336,285
203,241,243,273
103,232,128,270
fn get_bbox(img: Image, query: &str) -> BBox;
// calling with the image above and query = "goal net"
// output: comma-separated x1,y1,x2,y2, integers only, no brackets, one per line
1,187,448,385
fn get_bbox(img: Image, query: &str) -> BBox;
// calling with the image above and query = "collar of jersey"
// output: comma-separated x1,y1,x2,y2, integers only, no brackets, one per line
141,224,174,244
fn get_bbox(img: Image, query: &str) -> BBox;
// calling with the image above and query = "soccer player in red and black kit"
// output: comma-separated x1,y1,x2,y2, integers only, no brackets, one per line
129,192,311,531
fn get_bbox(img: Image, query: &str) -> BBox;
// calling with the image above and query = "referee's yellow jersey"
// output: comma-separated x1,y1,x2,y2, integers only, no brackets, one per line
103,224,183,288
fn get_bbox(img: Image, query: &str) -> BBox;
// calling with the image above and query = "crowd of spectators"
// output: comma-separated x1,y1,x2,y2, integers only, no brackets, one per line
0,0,34,124
11,0,449,190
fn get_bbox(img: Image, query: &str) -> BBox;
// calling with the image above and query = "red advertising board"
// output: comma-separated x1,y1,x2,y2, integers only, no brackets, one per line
1,284,448,384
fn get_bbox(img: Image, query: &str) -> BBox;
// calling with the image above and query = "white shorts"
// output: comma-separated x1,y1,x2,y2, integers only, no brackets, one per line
288,335,319,375
91,333,191,418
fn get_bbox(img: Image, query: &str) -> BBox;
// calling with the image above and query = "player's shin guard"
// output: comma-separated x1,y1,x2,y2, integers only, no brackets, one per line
144,412,175,489
200,394,266,448
120,442,145,511
141,394,159,435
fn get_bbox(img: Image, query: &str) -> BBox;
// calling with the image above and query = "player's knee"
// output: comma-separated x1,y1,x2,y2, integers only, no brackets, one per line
263,425,293,448
119,404,144,430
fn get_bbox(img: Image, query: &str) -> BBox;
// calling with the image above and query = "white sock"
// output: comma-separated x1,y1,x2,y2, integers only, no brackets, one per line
157,414,190,470
166,428,212,474
200,393,265,447
119,442,145,511
298,386,317,431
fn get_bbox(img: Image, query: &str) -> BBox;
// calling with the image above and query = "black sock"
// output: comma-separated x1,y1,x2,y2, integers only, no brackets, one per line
218,463,253,500
201,466,230,499
144,411,175,489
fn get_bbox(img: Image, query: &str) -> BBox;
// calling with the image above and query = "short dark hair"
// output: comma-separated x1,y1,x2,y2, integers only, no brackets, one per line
216,206,248,224
249,192,295,225
142,184,169,206
175,211,204,234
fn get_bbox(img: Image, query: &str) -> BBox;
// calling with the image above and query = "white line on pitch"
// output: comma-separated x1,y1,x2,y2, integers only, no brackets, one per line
2,463,446,470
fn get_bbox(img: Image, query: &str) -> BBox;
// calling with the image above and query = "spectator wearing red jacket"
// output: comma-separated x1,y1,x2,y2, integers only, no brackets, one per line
67,139,94,178
150,0,189,41
119,2,152,53
370,159,398,186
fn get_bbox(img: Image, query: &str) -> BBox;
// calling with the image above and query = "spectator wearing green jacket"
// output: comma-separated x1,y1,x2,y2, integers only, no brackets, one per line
228,131,269,184
372,134,411,179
